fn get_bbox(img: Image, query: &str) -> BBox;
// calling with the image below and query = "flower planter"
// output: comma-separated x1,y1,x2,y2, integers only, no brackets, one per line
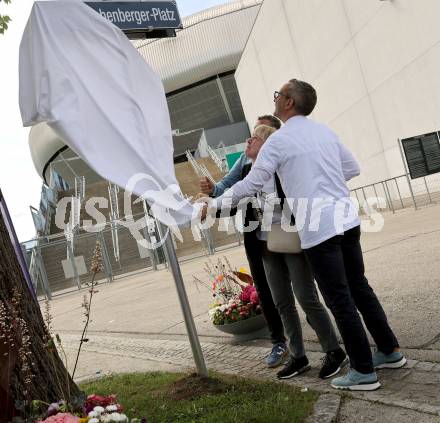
213,313,268,340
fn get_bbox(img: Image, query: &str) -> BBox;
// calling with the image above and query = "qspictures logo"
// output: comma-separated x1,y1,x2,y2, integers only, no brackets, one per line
53,174,387,250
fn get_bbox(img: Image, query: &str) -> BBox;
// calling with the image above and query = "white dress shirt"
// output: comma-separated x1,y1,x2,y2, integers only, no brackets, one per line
213,115,361,249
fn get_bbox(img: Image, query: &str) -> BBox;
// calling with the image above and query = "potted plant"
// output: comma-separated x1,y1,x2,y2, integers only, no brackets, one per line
194,258,267,338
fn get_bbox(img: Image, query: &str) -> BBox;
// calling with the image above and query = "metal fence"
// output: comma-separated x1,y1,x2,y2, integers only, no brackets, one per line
24,172,440,300
23,213,243,300
350,172,440,214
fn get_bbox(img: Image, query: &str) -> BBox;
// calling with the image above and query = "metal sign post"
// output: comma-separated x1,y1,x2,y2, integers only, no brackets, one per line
158,221,208,377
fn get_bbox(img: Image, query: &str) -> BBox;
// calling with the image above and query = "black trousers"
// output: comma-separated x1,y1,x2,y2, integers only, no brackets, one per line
243,230,286,345
304,225,399,374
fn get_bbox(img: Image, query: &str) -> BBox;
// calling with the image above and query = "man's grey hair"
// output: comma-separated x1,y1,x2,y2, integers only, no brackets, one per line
286,79,317,116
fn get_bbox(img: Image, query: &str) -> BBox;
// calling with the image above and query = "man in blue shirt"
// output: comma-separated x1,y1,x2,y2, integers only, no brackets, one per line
200,115,289,368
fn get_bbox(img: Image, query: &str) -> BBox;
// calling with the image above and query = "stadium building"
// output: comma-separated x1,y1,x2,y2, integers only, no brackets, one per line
25,0,440,297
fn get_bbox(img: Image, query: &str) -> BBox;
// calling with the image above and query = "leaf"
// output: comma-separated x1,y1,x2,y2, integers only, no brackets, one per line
232,271,254,285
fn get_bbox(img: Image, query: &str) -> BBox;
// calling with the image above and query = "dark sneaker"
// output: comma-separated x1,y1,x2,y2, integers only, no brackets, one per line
265,342,288,368
277,355,311,379
319,348,349,379
373,350,406,369
331,368,381,391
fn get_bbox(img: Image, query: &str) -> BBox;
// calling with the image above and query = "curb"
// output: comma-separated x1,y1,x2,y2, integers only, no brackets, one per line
306,393,342,423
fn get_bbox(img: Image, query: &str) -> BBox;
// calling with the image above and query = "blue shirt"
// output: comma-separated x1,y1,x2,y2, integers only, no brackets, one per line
211,153,251,197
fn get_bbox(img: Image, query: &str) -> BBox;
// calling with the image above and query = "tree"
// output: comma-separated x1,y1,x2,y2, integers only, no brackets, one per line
0,189,81,421
0,0,12,34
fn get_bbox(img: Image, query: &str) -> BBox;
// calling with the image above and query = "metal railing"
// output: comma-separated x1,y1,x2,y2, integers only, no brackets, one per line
350,172,440,214
23,209,243,300
25,170,440,299
206,145,227,172
185,150,216,183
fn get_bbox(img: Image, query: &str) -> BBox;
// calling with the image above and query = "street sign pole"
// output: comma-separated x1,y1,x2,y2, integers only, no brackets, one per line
158,221,208,377
86,0,208,376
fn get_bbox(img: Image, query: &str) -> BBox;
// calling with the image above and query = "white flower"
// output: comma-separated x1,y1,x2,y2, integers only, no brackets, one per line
208,307,221,316
88,411,99,418
106,404,118,412
89,419,100,423
94,406,105,414
105,413,128,422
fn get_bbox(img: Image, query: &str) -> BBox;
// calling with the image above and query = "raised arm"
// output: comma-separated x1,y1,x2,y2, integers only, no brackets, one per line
213,136,282,208
211,153,248,197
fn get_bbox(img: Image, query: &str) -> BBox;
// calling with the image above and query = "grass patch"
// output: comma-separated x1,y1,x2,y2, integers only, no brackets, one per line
81,372,317,423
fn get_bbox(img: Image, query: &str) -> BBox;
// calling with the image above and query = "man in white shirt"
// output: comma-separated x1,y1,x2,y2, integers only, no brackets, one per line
204,78,406,391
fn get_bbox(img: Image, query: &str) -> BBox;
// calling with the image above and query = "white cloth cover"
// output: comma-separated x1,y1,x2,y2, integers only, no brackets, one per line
19,1,199,228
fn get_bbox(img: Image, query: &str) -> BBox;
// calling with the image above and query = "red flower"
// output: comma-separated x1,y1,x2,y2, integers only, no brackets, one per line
239,285,253,303
84,394,117,414
250,290,259,305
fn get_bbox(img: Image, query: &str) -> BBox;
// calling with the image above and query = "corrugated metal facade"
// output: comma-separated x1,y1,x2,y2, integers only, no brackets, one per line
134,0,262,93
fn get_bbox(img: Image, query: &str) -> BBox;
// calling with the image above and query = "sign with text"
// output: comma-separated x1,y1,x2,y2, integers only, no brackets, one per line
402,132,440,179
86,1,182,38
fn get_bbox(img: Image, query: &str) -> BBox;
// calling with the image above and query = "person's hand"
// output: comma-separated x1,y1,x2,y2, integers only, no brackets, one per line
200,177,214,195
193,192,209,202
200,203,209,222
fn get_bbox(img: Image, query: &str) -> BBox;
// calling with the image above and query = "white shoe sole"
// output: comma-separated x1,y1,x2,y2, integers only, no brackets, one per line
331,381,381,391
375,356,407,369
277,364,311,380
321,357,350,379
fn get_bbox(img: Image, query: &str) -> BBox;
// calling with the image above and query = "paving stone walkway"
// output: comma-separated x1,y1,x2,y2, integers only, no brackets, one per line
61,333,440,420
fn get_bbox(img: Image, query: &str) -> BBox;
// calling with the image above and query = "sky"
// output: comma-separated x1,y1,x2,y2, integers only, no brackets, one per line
0,0,229,242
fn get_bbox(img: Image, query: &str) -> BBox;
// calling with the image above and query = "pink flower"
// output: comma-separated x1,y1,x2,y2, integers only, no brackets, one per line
250,290,259,305
40,413,79,423
240,285,256,303
84,394,118,413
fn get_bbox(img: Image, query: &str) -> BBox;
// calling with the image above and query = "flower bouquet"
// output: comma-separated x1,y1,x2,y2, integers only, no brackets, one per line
38,394,144,423
194,258,264,334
